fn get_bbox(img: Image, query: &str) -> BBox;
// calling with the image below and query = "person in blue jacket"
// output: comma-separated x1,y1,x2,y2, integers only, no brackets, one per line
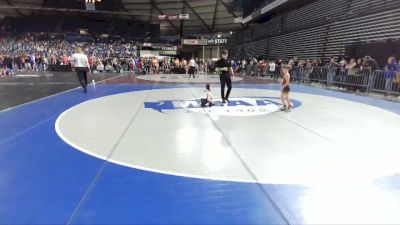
384,57,398,96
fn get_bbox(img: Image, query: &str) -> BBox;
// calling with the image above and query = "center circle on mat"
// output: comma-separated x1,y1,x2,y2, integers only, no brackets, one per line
137,74,243,83
180,97,282,117
55,88,400,185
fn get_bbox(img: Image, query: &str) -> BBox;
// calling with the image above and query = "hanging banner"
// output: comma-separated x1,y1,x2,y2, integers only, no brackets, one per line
168,15,178,20
207,39,228,45
178,14,190,20
182,39,203,45
182,38,227,46
159,14,190,21
158,15,167,20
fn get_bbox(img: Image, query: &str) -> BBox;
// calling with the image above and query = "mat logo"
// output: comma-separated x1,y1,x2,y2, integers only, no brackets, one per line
145,97,301,117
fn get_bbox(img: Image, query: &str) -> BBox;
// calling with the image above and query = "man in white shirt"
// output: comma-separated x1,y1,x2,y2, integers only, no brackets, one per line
269,60,276,78
70,47,91,93
188,58,196,78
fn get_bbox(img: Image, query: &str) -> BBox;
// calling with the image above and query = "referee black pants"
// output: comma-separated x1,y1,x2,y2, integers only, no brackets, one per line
189,66,195,78
76,67,88,89
220,73,232,101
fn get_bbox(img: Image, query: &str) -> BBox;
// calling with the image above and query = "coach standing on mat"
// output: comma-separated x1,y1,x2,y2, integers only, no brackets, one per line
71,47,91,93
215,50,233,104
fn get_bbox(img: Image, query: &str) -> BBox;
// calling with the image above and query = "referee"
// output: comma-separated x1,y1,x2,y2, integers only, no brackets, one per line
215,50,233,104
71,47,91,93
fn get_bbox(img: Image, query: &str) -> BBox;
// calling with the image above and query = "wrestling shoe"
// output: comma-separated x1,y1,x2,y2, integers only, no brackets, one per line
286,104,293,112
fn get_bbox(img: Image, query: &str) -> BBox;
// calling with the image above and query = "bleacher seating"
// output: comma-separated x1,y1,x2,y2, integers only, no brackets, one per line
243,39,269,58
63,17,111,33
4,16,61,32
269,25,327,59
349,0,398,16
0,15,160,38
325,7,400,58
283,0,347,32
252,16,283,40
228,0,400,60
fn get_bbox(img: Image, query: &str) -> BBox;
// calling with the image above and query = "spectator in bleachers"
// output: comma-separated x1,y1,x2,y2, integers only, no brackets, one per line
105,62,112,72
308,58,321,82
29,53,36,71
88,55,95,72
297,59,306,82
209,60,216,74
293,57,299,67
291,58,300,82
121,58,129,72
384,56,398,96
144,59,151,74
346,58,357,76
181,58,188,74
362,56,379,71
15,55,23,71
138,59,143,73
61,54,70,65
23,54,30,70
4,56,14,76
326,57,340,85
0,55,4,77
38,56,45,72
355,58,363,71
251,58,258,76
304,59,313,80
260,59,268,77
96,61,104,73
287,59,293,68
338,58,348,88
360,56,379,92
152,57,159,74
269,60,276,78
240,59,246,76
345,58,359,91
49,54,56,65
245,59,252,76
277,59,284,79
339,58,347,68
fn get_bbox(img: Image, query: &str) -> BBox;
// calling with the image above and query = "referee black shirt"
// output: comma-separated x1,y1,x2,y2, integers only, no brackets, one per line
215,58,232,76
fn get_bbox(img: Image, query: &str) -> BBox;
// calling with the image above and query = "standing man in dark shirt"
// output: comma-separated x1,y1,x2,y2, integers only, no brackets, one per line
215,50,234,104
3,56,14,76
363,56,379,71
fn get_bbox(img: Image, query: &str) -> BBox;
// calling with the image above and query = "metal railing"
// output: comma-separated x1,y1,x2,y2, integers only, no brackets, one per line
241,64,400,97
